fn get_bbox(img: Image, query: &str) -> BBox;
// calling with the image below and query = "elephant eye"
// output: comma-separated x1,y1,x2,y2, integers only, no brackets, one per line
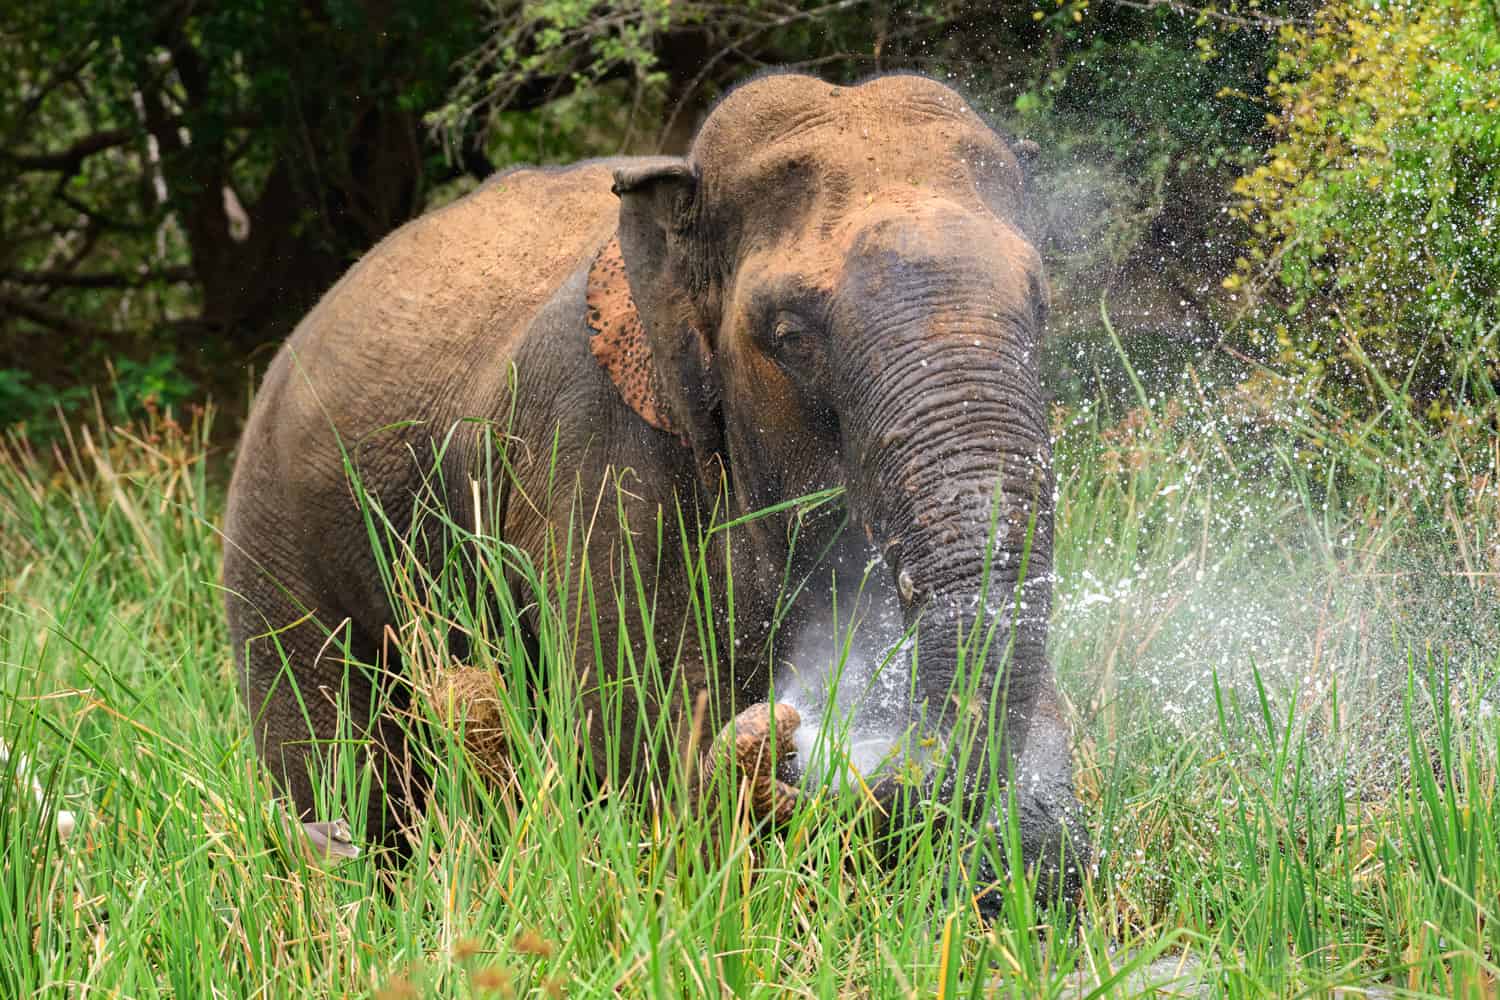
771,312,811,347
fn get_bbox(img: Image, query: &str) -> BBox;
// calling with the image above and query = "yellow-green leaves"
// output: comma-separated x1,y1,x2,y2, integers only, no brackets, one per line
1229,0,1500,418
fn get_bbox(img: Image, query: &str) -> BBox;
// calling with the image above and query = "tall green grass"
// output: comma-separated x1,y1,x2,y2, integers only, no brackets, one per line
1,364,1496,996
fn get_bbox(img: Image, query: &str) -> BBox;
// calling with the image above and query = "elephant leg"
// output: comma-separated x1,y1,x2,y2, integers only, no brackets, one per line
991,678,1089,906
228,581,420,851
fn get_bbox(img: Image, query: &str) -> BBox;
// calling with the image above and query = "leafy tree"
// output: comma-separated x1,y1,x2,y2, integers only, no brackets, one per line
1,0,492,423
1227,0,1500,418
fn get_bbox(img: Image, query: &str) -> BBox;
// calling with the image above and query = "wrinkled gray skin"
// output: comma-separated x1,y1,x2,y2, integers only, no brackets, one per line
223,72,1088,909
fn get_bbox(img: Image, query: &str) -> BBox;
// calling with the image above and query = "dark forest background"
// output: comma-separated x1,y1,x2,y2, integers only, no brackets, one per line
2,0,1495,438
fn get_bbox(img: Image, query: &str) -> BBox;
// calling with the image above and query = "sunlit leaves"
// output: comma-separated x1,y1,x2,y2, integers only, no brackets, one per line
1229,0,1500,418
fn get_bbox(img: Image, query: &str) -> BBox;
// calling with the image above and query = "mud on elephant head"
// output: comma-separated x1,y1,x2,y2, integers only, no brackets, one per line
600,74,1086,899
223,71,1088,915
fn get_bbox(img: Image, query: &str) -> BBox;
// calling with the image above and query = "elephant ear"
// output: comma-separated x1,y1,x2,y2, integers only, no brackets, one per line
587,237,677,435
598,157,725,481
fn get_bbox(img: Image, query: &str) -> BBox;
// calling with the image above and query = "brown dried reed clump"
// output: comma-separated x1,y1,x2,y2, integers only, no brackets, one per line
422,666,512,788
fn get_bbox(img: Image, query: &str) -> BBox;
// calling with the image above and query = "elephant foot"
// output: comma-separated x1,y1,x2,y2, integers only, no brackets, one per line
703,702,803,825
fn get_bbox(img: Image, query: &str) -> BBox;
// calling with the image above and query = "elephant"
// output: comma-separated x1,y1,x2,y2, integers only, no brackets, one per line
222,71,1089,908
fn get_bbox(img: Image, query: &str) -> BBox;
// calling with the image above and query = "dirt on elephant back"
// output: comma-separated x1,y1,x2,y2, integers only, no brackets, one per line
282,162,625,422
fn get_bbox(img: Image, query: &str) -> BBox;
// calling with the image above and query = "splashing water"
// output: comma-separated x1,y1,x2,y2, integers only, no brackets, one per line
773,556,918,788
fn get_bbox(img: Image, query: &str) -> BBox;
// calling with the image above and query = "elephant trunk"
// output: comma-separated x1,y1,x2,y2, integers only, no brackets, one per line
850,333,1055,748
842,326,1085,902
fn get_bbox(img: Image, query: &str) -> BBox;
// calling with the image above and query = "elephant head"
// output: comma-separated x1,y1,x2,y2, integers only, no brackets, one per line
607,73,1087,903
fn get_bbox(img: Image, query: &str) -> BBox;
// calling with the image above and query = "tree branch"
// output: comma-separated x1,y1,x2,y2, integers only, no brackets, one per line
0,267,193,289
655,0,876,148
54,188,155,234
0,292,114,338
4,41,100,146
3,128,136,174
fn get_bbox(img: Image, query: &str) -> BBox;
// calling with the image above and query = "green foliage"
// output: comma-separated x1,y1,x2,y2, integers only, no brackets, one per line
430,0,705,161
0,351,196,436
1012,0,1279,274
482,80,661,165
1228,0,1500,418
3,374,1499,994
2,0,480,427
0,370,88,433
932,1,1299,401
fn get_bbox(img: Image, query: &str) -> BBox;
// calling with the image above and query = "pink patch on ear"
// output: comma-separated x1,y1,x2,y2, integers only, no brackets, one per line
586,236,680,436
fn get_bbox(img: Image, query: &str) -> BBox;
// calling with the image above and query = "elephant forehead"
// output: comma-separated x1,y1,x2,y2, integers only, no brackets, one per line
701,124,1019,228
728,192,1041,325
834,189,1028,254
692,77,1023,227
693,73,997,159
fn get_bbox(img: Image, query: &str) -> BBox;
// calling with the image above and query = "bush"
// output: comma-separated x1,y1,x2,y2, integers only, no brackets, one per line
0,350,197,436
1227,0,1500,420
